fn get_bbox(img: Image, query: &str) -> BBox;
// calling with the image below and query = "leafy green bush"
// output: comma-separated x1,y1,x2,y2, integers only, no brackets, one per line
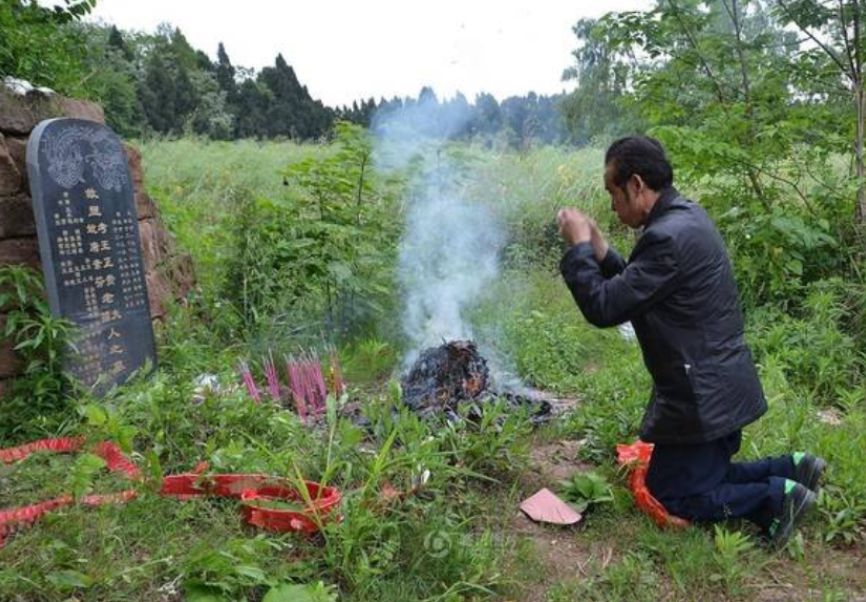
218,123,401,342
747,278,864,405
0,266,74,442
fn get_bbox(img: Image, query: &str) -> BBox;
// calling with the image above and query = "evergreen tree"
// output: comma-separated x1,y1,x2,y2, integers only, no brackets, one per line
501,96,530,149
418,86,438,106
445,92,471,138
560,17,640,144
107,25,134,61
167,26,199,71
473,93,501,137
235,79,271,138
215,42,238,103
136,30,200,134
259,53,304,137
257,53,331,139
138,52,176,133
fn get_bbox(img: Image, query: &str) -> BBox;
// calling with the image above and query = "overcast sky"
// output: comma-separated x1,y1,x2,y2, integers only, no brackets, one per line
88,1,651,108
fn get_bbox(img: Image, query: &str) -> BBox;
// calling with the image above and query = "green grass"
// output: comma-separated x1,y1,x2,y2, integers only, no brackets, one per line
0,138,864,601
137,137,330,295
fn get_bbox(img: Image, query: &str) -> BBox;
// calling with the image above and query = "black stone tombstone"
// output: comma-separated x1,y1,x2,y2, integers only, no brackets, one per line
26,118,156,394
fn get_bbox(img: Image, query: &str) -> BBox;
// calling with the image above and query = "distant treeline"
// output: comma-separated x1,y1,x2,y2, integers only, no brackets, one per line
0,1,569,146
127,26,569,146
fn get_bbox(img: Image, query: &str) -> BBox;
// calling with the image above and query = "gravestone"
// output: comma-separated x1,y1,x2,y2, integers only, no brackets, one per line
25,118,156,393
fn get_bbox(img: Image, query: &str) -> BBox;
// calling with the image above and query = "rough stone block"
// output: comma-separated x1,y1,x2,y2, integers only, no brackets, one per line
54,97,105,124
145,271,171,320
135,190,157,220
0,134,22,196
138,218,171,271
0,86,53,135
124,143,143,189
168,253,196,299
3,135,28,195
0,195,35,238
0,238,40,268
153,253,195,308
0,84,105,135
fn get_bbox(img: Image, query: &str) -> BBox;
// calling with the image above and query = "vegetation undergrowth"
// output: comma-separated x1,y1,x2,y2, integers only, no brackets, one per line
0,136,864,601
4,0,866,598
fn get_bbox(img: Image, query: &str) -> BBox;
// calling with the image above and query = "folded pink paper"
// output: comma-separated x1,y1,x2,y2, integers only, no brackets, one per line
520,488,583,525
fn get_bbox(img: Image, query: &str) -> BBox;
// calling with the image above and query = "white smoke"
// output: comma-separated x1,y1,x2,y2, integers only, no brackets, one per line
372,95,506,367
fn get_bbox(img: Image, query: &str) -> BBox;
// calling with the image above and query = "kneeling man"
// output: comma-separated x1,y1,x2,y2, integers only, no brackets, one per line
557,135,824,548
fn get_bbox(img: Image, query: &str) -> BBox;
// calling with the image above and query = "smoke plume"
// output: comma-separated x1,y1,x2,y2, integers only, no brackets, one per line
372,95,506,367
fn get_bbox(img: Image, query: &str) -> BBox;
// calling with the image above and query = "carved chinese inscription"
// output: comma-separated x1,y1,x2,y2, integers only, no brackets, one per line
26,118,156,394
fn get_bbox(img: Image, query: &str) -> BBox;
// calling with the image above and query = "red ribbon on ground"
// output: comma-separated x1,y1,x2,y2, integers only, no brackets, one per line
616,440,690,529
0,437,341,547
159,473,341,534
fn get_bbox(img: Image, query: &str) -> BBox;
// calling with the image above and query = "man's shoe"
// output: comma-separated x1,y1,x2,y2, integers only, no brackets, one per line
792,452,827,492
767,480,817,550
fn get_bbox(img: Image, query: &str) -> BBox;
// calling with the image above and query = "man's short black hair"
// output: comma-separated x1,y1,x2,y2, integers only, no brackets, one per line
604,135,674,192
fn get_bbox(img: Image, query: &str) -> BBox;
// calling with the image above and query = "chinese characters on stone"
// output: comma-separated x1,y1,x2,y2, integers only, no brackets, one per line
54,187,147,384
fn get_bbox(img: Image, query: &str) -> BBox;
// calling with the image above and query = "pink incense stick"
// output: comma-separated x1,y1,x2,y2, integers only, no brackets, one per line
264,351,280,401
286,356,308,421
238,361,261,404
310,357,327,413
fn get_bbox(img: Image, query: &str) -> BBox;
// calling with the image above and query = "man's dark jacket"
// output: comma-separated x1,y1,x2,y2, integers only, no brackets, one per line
560,187,767,444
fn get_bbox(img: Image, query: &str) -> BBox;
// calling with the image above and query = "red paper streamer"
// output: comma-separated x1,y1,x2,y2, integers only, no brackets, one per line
616,440,690,529
0,437,341,547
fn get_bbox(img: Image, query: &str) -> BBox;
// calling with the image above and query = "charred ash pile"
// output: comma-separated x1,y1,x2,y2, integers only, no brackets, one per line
401,340,552,423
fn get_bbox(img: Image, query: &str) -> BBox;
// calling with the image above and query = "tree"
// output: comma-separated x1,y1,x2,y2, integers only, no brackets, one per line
187,70,233,139
418,86,438,105
166,25,199,71
134,26,212,135
561,16,643,144
500,96,530,149
81,23,142,136
138,52,176,133
568,1,847,306
473,92,502,138
773,0,866,224
215,42,238,104
570,1,804,199
259,53,328,138
107,25,133,61
0,0,95,95
234,78,271,138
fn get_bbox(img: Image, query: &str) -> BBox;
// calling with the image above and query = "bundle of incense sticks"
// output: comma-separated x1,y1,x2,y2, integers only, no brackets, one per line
286,352,328,419
238,351,343,421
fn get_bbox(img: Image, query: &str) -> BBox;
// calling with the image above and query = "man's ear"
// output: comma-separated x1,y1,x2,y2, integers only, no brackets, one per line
629,174,646,195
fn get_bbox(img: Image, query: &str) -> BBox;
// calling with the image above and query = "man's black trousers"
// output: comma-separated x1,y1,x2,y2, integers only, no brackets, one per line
646,430,792,530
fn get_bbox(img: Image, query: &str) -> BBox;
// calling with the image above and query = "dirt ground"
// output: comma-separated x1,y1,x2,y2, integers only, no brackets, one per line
506,437,866,602
511,438,600,602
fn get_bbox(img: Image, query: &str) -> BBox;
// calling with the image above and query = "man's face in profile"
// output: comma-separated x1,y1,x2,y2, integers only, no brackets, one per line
604,162,642,228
